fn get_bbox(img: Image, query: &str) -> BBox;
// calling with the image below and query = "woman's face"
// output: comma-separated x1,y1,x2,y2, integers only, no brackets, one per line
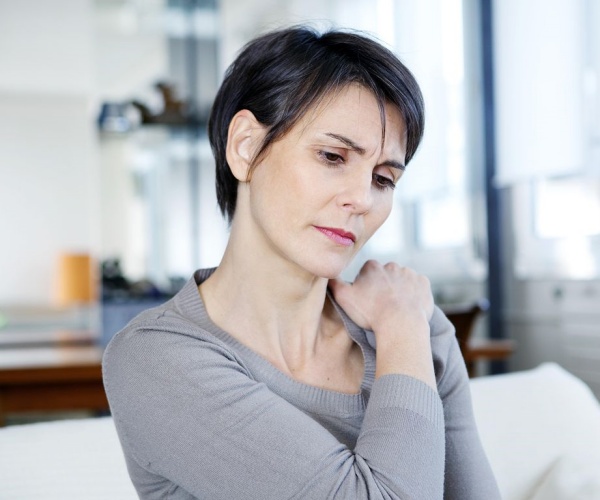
243,84,408,279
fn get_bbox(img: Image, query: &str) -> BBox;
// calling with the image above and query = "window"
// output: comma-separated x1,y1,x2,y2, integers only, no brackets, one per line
534,177,600,239
417,194,469,249
512,178,600,279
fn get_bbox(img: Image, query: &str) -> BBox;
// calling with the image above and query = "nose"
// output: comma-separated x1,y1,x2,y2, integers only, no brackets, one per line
337,171,373,214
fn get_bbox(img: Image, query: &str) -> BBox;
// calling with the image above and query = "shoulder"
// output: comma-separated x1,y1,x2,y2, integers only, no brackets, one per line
105,305,240,357
104,268,239,372
102,299,249,396
105,296,227,347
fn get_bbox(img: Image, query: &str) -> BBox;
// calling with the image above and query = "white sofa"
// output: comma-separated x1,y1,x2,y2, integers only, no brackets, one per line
1,363,599,500
469,363,600,499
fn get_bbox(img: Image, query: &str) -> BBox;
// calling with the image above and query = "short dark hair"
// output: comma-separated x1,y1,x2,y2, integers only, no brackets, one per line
208,26,425,221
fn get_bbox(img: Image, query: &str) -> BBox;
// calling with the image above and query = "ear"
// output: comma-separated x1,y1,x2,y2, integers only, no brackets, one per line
226,109,265,182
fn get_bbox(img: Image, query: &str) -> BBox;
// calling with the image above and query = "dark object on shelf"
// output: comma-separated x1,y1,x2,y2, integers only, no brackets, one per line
131,81,202,127
101,258,175,301
97,102,140,133
101,259,131,301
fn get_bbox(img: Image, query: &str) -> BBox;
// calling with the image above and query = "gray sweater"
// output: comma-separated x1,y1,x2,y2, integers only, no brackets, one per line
103,268,500,499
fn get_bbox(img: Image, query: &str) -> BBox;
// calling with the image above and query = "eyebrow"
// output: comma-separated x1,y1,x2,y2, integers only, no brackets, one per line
325,133,366,155
379,159,406,172
324,132,406,171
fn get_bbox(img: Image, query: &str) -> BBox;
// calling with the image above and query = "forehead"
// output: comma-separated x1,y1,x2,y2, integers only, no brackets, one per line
296,85,407,154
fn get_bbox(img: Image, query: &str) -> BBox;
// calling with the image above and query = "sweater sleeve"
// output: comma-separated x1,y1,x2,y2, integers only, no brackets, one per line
429,307,502,499
103,317,445,500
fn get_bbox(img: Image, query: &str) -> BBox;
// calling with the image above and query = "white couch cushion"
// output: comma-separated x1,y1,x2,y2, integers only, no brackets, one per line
529,454,600,500
0,417,137,500
470,363,600,500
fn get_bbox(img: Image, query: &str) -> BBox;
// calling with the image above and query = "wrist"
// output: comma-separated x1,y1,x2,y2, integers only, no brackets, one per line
372,314,436,390
371,310,430,341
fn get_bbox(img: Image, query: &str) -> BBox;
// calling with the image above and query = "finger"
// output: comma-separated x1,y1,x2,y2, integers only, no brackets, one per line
327,278,349,294
359,259,381,275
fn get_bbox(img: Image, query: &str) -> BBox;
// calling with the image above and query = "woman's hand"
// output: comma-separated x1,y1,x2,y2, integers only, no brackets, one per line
328,260,434,331
329,260,437,389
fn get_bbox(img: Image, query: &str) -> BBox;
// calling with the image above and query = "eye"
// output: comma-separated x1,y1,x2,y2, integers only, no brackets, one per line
318,150,345,166
372,173,396,191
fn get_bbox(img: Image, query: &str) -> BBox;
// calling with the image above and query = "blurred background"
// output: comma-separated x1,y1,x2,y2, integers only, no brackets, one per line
0,0,599,419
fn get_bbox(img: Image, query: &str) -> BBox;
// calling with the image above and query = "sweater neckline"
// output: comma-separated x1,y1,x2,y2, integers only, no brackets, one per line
174,268,376,415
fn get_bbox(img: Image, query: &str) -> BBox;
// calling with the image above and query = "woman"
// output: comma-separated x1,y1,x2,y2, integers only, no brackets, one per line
103,26,500,499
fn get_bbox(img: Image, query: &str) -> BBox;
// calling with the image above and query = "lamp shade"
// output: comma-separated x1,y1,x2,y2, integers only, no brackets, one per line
56,253,95,306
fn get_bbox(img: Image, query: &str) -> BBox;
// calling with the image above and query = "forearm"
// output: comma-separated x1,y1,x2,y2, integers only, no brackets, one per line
353,373,445,499
106,319,446,499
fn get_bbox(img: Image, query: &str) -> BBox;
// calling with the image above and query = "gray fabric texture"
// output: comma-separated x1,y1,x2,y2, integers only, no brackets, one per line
103,268,500,499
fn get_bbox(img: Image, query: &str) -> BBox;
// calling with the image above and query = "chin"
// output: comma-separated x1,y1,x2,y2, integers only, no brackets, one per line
285,239,362,280
301,257,352,280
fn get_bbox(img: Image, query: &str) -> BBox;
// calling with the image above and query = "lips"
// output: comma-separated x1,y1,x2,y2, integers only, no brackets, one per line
314,226,356,247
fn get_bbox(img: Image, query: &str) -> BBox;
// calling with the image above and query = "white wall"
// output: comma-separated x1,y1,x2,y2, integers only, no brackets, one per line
219,0,384,72
0,0,99,305
0,93,98,304
0,1,94,95
0,0,171,306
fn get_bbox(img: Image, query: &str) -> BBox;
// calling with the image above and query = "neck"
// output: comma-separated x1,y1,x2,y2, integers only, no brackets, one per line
199,214,339,371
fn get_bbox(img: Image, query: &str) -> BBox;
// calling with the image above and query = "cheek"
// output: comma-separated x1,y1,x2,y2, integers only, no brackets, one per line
249,157,313,222
363,197,394,240
373,196,394,224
